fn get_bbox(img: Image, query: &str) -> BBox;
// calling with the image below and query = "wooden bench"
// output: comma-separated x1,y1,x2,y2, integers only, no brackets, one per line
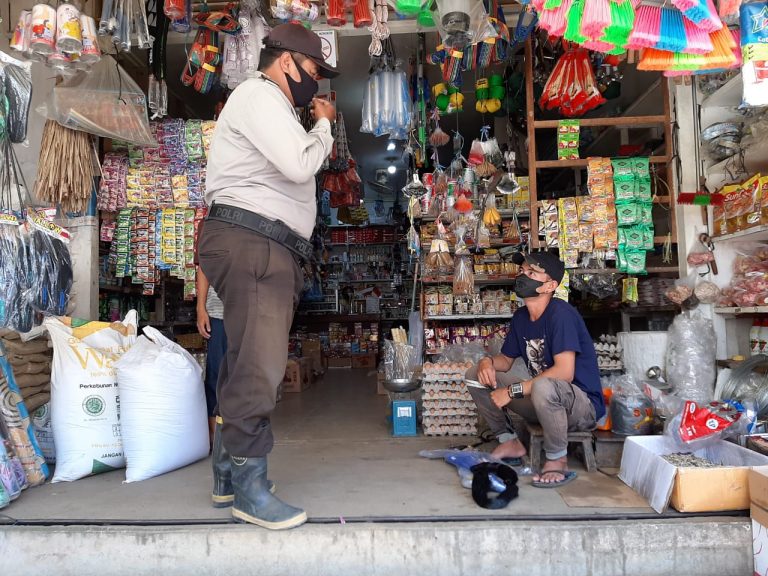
525,422,597,473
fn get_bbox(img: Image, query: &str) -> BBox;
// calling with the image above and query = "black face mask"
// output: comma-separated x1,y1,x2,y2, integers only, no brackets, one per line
514,274,547,299
285,56,318,108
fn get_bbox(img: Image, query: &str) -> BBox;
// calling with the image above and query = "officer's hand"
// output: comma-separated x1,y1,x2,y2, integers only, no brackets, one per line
311,97,336,122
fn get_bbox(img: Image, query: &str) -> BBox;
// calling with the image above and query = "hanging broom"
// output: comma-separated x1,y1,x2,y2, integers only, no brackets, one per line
682,17,714,53
626,4,662,49
655,8,688,54
580,0,612,40
601,0,636,51
564,0,587,44
539,0,574,37
680,0,722,32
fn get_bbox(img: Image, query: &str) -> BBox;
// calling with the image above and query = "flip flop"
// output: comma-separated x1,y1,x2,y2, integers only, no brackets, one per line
501,457,523,467
531,470,577,489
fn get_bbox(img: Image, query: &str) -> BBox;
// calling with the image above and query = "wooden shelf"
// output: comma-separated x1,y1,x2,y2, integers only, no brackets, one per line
569,266,679,274
533,115,667,129
534,155,669,169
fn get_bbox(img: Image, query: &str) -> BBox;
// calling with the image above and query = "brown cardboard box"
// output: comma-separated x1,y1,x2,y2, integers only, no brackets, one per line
327,356,352,368
351,352,376,369
750,466,768,510
619,436,768,513
283,357,312,393
300,339,324,376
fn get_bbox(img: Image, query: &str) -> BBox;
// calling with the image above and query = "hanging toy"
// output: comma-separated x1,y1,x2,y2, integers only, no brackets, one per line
429,108,451,147
432,82,450,112
447,84,465,112
474,75,504,114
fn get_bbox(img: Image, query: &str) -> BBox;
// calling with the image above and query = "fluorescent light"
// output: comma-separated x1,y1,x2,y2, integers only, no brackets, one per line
387,165,397,174
387,141,396,151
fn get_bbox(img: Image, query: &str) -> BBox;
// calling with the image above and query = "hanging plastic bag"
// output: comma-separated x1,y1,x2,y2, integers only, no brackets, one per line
665,311,717,404
0,51,32,145
37,56,155,146
665,399,756,451
24,212,73,318
609,374,655,436
434,0,496,50
453,254,474,295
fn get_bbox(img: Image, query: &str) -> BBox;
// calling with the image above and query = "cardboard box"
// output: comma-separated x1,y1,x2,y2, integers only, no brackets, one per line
750,467,768,574
300,339,324,375
283,357,313,393
327,356,352,368
351,352,376,369
619,435,768,513
751,466,768,510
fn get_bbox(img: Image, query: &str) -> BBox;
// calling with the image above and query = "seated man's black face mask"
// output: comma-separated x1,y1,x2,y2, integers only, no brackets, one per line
286,55,318,108
514,275,547,299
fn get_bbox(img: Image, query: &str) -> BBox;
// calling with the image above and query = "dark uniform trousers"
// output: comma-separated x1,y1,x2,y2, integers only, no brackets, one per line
198,219,304,457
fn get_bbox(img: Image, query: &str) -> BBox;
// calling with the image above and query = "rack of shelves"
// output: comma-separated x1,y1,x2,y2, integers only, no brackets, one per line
523,38,677,251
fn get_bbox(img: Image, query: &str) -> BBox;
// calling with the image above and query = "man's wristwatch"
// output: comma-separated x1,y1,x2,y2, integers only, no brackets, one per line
507,382,524,399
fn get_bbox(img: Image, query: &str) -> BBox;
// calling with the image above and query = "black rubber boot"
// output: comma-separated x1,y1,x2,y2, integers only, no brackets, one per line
212,417,274,507
230,456,307,530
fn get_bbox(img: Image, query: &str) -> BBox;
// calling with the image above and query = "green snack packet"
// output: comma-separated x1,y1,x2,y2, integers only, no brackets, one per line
616,203,639,226
635,179,653,201
643,226,655,250
615,179,636,203
611,158,634,180
632,157,650,179
616,247,627,272
625,226,644,250
625,250,647,275
638,203,653,225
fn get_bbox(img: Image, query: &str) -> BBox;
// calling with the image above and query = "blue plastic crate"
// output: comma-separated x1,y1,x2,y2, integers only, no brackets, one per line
392,400,417,437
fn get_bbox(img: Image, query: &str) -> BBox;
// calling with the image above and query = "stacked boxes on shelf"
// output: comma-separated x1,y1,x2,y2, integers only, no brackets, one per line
421,361,478,436
327,322,379,366
423,287,518,317
424,322,508,354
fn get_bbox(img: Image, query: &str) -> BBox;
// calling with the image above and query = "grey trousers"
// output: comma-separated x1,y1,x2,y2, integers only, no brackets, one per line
465,358,596,460
198,219,303,458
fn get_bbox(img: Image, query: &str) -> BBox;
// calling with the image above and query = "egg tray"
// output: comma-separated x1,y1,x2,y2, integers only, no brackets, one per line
422,407,478,417
422,375,467,384
423,425,479,437
421,398,476,409
422,414,479,426
423,381,471,393
422,361,474,377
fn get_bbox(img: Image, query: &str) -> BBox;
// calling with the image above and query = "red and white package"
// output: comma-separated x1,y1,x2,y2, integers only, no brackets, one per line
677,400,741,444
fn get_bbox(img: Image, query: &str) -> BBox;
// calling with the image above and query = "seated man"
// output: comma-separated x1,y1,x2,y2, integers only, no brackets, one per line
465,251,605,487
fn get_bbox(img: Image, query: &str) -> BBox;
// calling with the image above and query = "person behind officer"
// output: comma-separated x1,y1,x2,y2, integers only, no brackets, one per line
465,251,605,487
198,23,338,530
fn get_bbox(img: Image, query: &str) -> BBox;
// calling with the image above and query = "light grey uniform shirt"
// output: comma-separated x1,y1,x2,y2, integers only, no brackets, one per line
204,72,334,240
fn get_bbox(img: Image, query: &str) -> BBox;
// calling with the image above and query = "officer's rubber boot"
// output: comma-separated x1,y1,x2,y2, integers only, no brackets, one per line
212,417,274,508
230,456,307,530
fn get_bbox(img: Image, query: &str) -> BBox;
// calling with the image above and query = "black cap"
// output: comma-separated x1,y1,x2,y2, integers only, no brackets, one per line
263,23,339,79
512,251,565,285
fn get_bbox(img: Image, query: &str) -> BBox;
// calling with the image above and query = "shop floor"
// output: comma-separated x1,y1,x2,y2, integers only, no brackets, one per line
1,369,744,524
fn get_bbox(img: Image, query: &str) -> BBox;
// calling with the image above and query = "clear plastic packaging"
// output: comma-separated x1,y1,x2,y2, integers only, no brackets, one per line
0,52,33,145
23,212,72,319
37,56,155,146
360,68,411,139
453,254,474,295
665,399,756,451
433,0,496,50
665,311,717,404
609,374,655,436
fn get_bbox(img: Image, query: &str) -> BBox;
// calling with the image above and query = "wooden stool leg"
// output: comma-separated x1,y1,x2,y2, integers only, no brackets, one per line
582,438,597,473
530,437,543,472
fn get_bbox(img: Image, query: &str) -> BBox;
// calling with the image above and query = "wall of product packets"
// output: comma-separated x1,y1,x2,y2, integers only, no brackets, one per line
539,157,654,274
98,118,216,298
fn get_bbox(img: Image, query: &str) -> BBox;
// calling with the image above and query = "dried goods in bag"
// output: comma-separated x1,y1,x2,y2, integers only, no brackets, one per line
37,56,155,146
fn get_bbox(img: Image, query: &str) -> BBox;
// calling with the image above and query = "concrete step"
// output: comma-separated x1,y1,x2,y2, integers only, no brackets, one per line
0,517,752,575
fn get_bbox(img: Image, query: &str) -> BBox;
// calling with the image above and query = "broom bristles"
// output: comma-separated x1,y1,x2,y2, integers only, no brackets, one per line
682,0,723,31
627,4,661,49
581,0,613,40
682,16,714,54
656,8,688,53
638,47,675,70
